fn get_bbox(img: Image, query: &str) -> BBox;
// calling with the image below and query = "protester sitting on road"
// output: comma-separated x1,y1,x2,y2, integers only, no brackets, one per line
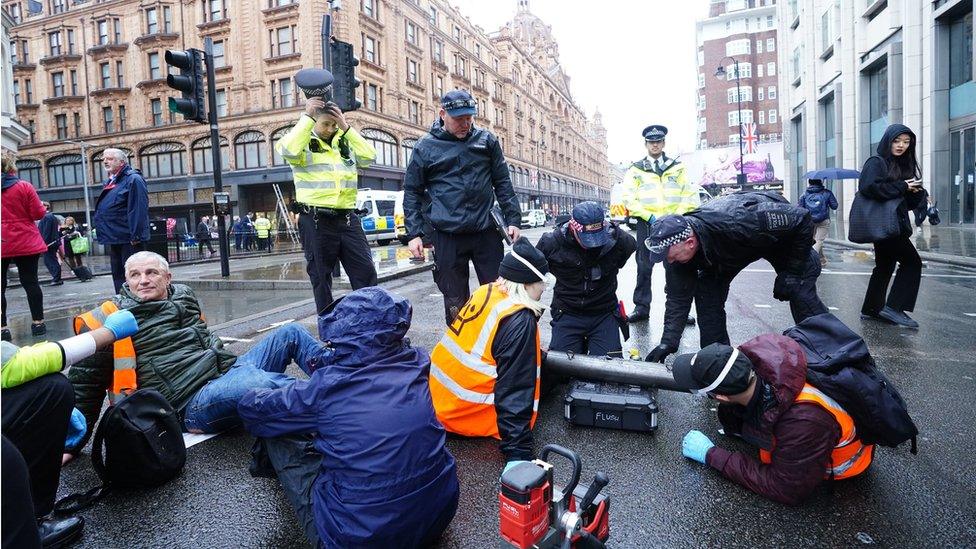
239,287,460,548
2,308,138,548
671,335,873,505
537,201,636,356
643,191,828,364
64,251,323,460
429,237,549,471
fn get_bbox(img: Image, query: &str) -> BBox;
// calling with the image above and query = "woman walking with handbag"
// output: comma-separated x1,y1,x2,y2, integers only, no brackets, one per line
856,124,925,328
61,217,94,282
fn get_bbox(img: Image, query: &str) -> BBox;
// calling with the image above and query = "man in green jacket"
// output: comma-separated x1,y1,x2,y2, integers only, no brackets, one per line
65,251,325,457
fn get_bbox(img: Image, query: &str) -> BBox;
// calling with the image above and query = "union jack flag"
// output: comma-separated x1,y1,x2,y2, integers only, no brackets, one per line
741,122,759,154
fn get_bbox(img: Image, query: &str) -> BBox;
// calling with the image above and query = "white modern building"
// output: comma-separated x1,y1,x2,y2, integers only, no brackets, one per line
778,0,975,227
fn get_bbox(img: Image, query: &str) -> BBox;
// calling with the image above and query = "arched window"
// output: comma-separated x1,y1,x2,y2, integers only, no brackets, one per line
46,154,84,187
16,159,42,186
401,137,418,167
92,148,133,182
140,142,186,178
270,126,293,166
362,128,399,167
234,131,267,170
191,136,229,174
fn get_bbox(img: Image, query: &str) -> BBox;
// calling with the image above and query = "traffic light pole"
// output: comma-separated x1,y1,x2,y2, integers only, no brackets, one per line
204,37,230,278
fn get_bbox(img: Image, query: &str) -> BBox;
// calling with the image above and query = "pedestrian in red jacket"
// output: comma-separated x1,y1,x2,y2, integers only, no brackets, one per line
671,334,874,505
1,151,48,340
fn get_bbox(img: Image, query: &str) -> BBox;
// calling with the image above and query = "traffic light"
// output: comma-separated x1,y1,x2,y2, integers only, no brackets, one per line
330,39,361,112
165,49,206,123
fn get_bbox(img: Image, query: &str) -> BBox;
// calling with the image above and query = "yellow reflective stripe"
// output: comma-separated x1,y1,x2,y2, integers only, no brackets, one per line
430,363,495,405
471,298,517,358
291,163,358,177
437,334,498,378
294,179,359,190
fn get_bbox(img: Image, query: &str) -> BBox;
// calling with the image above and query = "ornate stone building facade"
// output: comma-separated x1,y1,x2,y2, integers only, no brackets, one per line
5,0,609,230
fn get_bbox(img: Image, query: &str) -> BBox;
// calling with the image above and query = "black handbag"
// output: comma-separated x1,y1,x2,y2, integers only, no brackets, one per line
847,191,903,243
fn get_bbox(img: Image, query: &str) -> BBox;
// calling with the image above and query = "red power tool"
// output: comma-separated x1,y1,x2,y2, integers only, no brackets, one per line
499,444,610,549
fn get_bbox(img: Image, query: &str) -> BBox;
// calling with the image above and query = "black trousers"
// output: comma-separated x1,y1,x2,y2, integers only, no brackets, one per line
42,248,62,282
632,219,653,314
549,309,622,357
0,374,75,519
298,212,377,315
431,229,503,324
862,235,921,314
107,242,143,294
2,436,41,549
2,254,44,325
198,238,215,255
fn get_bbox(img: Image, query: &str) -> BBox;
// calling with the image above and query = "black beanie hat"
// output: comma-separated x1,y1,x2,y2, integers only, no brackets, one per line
498,237,549,283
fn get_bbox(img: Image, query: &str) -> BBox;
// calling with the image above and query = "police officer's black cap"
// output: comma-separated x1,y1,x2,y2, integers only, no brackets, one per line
644,215,693,263
643,125,668,142
295,68,335,98
672,343,754,396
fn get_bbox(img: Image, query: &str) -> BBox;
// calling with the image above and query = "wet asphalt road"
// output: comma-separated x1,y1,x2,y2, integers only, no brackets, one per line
54,227,976,548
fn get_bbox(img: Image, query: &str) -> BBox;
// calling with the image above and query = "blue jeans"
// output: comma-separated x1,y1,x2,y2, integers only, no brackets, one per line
183,324,322,433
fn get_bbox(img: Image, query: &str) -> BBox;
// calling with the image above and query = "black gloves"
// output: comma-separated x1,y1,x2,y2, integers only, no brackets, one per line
773,273,802,301
645,344,676,363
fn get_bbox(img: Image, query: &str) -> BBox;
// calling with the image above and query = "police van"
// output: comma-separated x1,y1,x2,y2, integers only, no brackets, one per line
609,181,628,224
357,189,399,246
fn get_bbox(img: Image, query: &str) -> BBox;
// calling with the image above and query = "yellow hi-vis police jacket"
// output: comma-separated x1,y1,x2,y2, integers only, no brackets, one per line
621,156,699,222
275,114,377,209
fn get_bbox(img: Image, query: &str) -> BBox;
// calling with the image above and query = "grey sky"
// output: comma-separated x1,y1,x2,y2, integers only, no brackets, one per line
453,0,709,163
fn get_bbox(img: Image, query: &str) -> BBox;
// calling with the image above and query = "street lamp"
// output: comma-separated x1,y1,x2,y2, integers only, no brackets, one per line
715,57,747,186
63,139,94,255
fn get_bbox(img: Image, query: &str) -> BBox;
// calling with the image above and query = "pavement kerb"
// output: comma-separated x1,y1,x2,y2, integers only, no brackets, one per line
176,260,434,290
825,238,976,269
208,297,318,335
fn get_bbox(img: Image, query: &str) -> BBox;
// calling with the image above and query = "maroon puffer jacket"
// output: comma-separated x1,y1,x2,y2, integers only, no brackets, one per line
1,173,47,258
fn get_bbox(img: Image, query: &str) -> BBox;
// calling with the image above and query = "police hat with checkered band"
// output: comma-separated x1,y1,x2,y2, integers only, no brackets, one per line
295,68,335,98
645,215,694,263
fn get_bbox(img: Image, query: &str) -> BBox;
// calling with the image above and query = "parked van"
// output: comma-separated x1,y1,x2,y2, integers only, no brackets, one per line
357,189,399,246
394,192,409,245
521,209,547,228
609,181,628,224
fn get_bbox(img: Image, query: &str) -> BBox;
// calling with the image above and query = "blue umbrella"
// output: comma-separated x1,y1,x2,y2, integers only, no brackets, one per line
803,168,860,180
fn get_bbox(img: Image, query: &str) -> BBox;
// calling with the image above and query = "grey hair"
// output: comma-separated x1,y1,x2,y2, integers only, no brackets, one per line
124,251,170,273
102,148,128,163
496,278,546,316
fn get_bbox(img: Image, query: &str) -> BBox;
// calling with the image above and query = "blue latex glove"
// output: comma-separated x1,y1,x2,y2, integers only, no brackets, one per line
502,460,530,476
102,310,139,339
682,430,715,465
65,408,87,449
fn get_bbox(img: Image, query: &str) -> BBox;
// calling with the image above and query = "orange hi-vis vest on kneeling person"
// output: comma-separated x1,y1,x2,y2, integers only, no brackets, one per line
760,384,875,480
74,301,137,403
429,283,541,438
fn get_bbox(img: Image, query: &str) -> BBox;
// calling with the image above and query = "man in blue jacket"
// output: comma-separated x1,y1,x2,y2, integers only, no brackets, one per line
93,148,149,293
239,287,459,548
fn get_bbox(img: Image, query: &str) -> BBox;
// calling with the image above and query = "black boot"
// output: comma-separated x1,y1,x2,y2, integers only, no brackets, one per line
38,515,84,548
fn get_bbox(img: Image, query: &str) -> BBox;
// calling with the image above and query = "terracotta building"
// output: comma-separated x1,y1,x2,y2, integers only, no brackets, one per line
5,0,609,231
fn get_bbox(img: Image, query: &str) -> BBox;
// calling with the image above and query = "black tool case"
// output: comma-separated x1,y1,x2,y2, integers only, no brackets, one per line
564,380,658,432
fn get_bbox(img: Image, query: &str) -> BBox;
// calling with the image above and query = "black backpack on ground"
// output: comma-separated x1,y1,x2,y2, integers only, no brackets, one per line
55,389,187,513
783,313,918,453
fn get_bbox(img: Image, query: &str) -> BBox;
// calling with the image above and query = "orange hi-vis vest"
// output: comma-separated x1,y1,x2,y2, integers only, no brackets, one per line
429,283,541,439
760,383,874,480
74,301,137,403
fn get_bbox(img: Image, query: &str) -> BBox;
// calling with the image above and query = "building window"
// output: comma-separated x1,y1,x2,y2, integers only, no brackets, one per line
191,136,229,173
726,62,751,79
431,39,443,63
366,83,378,110
163,6,173,32
362,0,376,19
47,154,84,187
28,120,36,143
212,40,226,68
758,87,764,101
361,128,398,167
148,52,161,79
48,31,62,56
234,131,268,170
949,12,973,89
727,110,753,126
822,96,836,168
868,64,888,151
727,86,752,103
114,18,123,42
363,35,377,64
428,5,438,25
271,77,295,108
792,115,804,187
71,112,79,137
66,29,75,54
100,62,111,88
52,72,65,97
13,81,20,105
54,114,68,139
69,70,78,95
405,20,417,45
698,73,705,88
103,107,114,133
16,160,42,186
52,0,66,13
434,75,444,98
7,3,22,23
151,98,163,126
269,0,296,6
24,79,32,103
141,142,186,178
767,15,774,28
116,61,125,87
216,89,227,117
409,101,420,124
146,7,158,34
270,128,291,166
757,39,763,54
401,138,418,166
758,64,764,77
204,0,226,22
270,25,296,57
454,54,466,77
96,19,109,45
768,86,777,99
725,39,750,56
407,59,419,84
767,38,775,52
758,110,765,125
119,105,126,131
768,62,776,77
453,26,461,42
769,109,777,124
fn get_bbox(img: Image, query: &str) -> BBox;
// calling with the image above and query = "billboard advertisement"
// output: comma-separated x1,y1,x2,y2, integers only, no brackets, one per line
680,142,786,196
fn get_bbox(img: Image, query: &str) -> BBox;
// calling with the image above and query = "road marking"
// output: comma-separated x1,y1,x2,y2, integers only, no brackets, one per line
428,293,442,297
256,319,294,333
965,313,976,317
744,268,976,279
183,432,219,448
219,336,253,343
753,304,772,308
828,306,839,311
65,293,77,296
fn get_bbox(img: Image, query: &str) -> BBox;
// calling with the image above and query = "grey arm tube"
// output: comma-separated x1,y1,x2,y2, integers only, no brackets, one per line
542,350,686,393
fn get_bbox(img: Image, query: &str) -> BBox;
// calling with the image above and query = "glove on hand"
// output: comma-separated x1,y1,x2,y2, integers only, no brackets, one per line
773,273,802,301
103,310,139,339
682,430,715,465
502,460,531,476
65,408,87,450
645,344,676,363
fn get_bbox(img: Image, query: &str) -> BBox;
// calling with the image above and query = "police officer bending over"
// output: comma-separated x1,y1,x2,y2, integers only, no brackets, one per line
276,90,378,314
404,90,522,323
644,191,828,363
537,201,636,356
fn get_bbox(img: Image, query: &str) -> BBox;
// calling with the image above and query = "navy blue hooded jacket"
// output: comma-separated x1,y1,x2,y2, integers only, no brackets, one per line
93,164,150,244
238,287,459,548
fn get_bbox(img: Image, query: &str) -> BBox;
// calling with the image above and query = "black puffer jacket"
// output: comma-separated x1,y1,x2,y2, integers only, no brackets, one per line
403,120,521,237
661,191,813,347
857,124,925,238
536,223,636,314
